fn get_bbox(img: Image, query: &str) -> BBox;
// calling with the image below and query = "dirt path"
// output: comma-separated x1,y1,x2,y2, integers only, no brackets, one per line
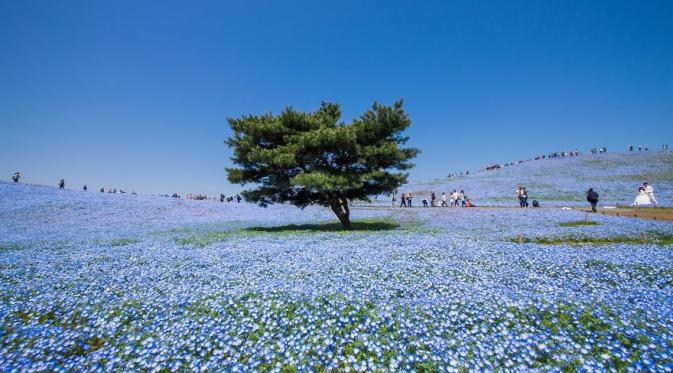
354,205,673,222
572,207,673,222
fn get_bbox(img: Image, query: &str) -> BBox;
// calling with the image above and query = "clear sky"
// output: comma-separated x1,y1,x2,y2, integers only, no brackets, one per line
1,0,672,195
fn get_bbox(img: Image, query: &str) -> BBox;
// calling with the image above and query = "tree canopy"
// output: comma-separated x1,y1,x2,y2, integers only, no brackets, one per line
226,100,418,229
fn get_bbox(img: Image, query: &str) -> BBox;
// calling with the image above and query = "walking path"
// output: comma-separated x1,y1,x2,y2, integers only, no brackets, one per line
572,207,673,222
355,205,673,222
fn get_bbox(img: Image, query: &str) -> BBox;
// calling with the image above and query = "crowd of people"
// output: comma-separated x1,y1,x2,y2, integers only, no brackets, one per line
393,190,475,208
389,182,659,213
187,194,210,201
157,193,242,202
219,194,242,203
627,144,660,152
99,187,134,194
484,148,597,172
514,182,658,212
481,143,672,175
160,193,182,198
587,147,607,155
447,170,469,178
10,172,240,203
8,156,665,213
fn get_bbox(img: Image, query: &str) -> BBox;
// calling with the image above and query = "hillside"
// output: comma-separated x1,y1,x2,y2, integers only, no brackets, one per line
2,153,673,371
403,150,673,207
0,182,345,243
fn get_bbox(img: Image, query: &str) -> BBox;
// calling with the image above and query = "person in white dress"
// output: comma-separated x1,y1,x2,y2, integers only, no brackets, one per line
633,187,652,206
644,183,657,206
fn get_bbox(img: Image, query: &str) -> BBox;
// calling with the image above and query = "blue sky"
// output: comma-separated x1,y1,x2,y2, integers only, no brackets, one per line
1,0,672,195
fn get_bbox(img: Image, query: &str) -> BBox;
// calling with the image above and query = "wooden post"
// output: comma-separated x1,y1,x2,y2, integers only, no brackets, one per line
584,212,588,224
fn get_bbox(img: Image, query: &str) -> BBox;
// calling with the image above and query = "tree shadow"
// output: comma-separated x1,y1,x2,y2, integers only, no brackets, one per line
244,219,399,233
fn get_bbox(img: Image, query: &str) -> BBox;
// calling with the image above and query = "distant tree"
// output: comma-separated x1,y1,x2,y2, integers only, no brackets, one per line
226,100,419,229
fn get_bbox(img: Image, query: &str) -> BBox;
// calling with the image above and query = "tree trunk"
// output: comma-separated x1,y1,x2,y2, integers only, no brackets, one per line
328,194,351,230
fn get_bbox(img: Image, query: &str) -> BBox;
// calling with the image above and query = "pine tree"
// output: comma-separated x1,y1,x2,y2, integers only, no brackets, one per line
226,100,418,229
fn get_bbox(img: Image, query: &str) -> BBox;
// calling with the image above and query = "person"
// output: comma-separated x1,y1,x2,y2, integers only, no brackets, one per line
399,192,407,207
236,194,242,203
440,192,448,207
586,188,599,212
407,192,413,207
220,194,225,202
100,187,104,193
459,190,466,207
633,186,651,206
430,192,436,207
83,185,87,191
532,200,540,208
522,187,529,207
12,172,21,183
465,199,472,207
516,187,525,207
450,190,458,207
391,193,397,208
644,182,657,206
422,199,428,207
58,179,65,190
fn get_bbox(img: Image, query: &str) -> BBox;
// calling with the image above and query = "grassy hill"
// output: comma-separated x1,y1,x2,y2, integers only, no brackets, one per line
401,150,673,207
2,151,673,371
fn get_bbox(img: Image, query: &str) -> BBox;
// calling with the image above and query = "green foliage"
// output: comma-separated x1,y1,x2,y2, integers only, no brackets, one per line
512,234,673,245
109,237,139,247
244,218,399,233
174,218,400,247
0,242,26,252
559,221,600,227
175,231,234,247
225,100,419,220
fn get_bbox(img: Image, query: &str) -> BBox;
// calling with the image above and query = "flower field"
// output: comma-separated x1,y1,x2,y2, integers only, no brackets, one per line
1,179,673,371
405,151,673,207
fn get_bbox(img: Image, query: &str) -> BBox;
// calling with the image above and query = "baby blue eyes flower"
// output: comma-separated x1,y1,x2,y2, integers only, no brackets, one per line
1,182,673,371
